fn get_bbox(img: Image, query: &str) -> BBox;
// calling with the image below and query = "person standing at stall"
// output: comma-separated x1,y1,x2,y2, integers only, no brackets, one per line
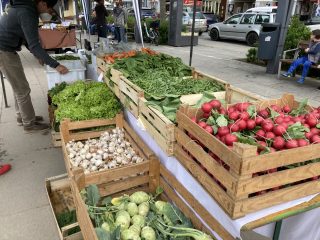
94,0,108,38
113,0,127,43
0,0,68,132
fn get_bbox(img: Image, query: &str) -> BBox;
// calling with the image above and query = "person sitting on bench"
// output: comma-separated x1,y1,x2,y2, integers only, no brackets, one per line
282,29,320,84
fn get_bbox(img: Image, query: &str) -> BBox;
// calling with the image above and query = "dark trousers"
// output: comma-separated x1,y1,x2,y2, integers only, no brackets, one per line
97,24,107,38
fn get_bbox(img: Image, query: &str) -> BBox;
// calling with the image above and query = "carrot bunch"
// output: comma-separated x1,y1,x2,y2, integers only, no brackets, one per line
141,47,158,55
104,50,137,64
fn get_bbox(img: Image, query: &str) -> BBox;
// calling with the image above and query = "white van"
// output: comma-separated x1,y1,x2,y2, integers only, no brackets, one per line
246,6,277,14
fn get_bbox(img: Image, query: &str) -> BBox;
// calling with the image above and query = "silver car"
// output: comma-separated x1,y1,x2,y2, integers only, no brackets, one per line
208,13,276,46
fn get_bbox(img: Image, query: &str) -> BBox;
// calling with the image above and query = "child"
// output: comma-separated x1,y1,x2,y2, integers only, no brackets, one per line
282,29,320,84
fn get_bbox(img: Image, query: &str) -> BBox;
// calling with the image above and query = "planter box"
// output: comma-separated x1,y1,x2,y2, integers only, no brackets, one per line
175,94,320,219
70,158,233,240
46,174,83,240
139,83,263,156
60,114,156,182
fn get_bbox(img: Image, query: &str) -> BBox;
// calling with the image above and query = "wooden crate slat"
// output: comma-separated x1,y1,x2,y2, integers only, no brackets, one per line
100,175,150,196
139,115,174,155
109,68,122,85
237,162,320,196
175,128,237,192
119,93,139,118
241,145,320,174
176,110,242,172
160,165,235,240
52,130,62,147
119,76,144,105
226,86,264,103
84,161,149,186
174,143,235,215
67,118,117,131
104,76,120,98
235,180,320,218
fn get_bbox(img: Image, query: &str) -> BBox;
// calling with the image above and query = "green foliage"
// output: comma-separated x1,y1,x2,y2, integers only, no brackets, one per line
106,15,114,24
52,81,121,123
56,210,80,235
53,55,80,61
127,16,135,29
159,20,169,44
285,15,311,51
246,47,258,63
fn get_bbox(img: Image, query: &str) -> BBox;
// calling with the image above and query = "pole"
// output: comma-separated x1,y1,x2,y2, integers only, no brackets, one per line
266,0,295,74
0,71,9,108
189,0,197,66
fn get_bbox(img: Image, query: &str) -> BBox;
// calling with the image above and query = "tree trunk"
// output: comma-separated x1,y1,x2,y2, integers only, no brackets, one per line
160,0,166,22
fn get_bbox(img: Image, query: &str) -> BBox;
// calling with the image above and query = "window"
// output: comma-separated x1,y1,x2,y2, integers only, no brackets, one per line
225,14,242,24
255,14,270,24
240,14,255,24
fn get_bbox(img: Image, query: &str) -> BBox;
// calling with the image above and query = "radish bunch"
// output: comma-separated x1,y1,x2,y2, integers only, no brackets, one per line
193,99,320,152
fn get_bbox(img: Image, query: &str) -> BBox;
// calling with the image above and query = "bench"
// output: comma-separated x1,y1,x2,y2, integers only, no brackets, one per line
277,40,320,79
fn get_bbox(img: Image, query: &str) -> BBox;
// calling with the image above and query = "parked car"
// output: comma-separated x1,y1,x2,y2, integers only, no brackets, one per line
188,12,207,35
126,7,157,19
203,12,219,31
208,12,276,46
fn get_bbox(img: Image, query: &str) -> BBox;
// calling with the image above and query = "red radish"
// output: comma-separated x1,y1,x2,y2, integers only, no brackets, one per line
229,111,240,120
273,125,287,136
280,122,288,130
237,119,247,130
305,132,313,140
292,117,301,123
257,141,267,151
224,134,238,146
209,100,221,109
284,116,291,122
303,124,310,129
201,103,212,113
297,139,309,147
230,124,240,132
255,116,264,125
275,116,284,124
237,102,251,112
311,135,320,144
287,121,295,126
262,122,274,132
265,132,276,139
217,126,229,137
282,105,291,113
258,109,269,118
285,139,299,149
246,119,256,130
220,136,226,143
198,121,207,129
239,112,250,120
227,106,236,113
203,112,210,119
270,104,281,112
190,117,197,123
310,128,320,135
219,108,227,115
205,126,213,134
306,116,318,127
273,136,285,150
256,129,266,140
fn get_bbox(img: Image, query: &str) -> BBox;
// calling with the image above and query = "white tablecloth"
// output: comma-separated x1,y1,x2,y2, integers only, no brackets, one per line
124,110,320,240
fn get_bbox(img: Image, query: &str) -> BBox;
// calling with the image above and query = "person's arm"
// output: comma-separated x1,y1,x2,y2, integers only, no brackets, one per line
18,10,68,73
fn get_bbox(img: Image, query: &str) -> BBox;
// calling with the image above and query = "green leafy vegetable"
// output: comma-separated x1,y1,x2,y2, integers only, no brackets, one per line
290,98,308,116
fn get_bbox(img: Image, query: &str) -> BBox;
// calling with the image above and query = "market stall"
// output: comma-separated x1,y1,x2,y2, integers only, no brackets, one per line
43,44,320,240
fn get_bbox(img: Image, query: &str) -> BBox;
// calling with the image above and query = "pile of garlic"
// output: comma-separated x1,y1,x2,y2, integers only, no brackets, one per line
66,127,144,174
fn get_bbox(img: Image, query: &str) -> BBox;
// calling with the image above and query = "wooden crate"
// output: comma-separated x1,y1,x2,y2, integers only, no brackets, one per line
70,158,234,240
52,130,62,147
46,174,83,240
96,56,108,73
100,68,120,98
175,93,320,219
119,76,144,118
139,85,263,156
60,114,156,182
